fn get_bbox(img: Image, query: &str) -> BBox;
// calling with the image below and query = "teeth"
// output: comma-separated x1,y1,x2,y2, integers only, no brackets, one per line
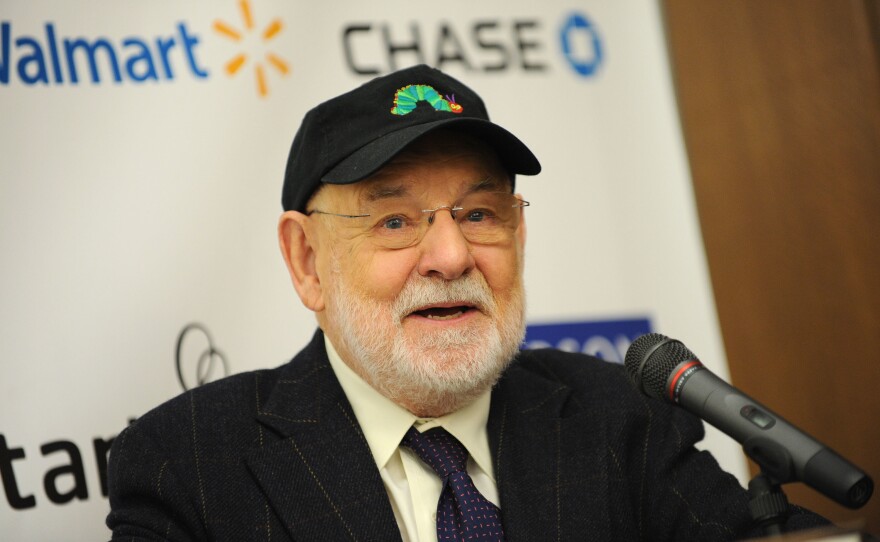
426,311,464,320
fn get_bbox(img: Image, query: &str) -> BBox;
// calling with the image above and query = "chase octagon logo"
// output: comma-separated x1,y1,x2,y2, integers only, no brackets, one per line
0,0,290,99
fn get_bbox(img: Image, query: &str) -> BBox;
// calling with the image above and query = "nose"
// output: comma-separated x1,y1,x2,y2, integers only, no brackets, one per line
416,209,475,280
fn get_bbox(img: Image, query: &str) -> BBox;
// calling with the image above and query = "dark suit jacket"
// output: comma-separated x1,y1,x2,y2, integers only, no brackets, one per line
107,330,824,540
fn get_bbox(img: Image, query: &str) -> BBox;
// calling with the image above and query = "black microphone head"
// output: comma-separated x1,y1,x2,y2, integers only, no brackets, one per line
625,333,700,400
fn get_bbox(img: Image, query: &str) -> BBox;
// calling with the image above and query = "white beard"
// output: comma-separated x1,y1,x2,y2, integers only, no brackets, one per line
326,268,526,416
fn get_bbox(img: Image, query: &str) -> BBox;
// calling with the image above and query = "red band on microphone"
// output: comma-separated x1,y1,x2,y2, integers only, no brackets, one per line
668,360,702,402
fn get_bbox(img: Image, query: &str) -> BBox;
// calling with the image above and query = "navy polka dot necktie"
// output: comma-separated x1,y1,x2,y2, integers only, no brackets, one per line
401,426,505,541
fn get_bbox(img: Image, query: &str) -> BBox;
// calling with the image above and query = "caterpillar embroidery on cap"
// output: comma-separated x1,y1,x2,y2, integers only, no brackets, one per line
390,84,463,115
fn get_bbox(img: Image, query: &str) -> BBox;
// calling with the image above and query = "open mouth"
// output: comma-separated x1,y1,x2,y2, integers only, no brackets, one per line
410,304,477,321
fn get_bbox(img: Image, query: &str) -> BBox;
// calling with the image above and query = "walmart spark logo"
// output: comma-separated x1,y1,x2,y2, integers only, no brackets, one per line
213,0,289,98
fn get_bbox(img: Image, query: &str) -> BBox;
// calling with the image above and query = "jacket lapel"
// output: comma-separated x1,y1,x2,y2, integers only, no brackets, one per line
246,333,401,542
489,354,612,542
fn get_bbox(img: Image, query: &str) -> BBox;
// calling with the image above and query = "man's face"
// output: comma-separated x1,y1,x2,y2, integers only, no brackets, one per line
306,134,527,417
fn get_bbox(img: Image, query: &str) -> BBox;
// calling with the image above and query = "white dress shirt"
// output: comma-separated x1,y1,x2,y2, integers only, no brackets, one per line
324,336,500,542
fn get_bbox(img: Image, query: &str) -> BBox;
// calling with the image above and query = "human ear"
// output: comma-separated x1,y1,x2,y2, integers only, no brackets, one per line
515,192,527,249
278,211,325,312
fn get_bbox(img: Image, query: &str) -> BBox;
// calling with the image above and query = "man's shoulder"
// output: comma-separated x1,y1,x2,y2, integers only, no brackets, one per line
122,331,330,443
500,347,693,423
510,347,634,396
123,364,283,442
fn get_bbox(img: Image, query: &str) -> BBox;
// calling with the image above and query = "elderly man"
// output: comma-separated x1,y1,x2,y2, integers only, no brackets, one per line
107,65,824,541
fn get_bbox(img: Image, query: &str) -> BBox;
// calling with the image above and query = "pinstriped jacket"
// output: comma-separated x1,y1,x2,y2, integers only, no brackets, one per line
106,330,824,540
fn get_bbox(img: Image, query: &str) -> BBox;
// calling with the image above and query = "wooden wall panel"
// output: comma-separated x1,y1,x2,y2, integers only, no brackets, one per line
664,0,880,533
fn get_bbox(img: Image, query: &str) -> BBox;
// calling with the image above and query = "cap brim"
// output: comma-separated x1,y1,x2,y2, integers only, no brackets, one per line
321,118,541,185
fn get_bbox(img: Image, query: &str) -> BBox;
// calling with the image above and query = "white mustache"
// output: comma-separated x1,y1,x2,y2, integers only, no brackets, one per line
392,273,496,322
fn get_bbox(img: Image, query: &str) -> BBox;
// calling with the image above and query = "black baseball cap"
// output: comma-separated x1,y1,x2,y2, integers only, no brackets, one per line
281,64,541,212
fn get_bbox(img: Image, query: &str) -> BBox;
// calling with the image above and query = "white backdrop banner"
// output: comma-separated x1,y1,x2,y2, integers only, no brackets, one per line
0,1,744,539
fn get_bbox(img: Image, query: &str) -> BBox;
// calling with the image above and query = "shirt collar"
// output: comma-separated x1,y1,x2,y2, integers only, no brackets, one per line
324,335,495,480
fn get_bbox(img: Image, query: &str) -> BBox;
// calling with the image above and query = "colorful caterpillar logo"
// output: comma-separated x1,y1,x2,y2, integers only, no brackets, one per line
390,84,463,115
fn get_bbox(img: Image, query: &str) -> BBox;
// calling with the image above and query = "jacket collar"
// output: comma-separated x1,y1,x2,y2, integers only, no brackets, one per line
489,351,612,541
247,330,402,541
247,332,605,541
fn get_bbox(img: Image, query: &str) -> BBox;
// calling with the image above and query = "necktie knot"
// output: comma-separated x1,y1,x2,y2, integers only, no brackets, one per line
401,426,468,479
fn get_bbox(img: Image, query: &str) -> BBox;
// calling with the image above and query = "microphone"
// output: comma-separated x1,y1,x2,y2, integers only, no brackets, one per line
624,332,873,509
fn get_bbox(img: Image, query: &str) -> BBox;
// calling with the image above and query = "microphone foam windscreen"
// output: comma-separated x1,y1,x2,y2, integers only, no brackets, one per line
624,333,698,399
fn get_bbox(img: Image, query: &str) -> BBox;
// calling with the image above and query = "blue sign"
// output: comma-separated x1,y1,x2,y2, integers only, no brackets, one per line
524,317,652,363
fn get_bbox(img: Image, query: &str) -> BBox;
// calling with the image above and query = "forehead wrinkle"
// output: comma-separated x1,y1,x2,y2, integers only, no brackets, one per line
467,176,508,194
358,173,509,209
349,147,511,207
364,183,410,202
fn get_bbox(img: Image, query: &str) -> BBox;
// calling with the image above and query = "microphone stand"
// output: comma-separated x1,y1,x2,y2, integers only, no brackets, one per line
748,469,790,537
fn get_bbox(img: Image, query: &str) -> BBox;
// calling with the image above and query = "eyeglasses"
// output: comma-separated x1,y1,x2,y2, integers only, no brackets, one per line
307,191,529,249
